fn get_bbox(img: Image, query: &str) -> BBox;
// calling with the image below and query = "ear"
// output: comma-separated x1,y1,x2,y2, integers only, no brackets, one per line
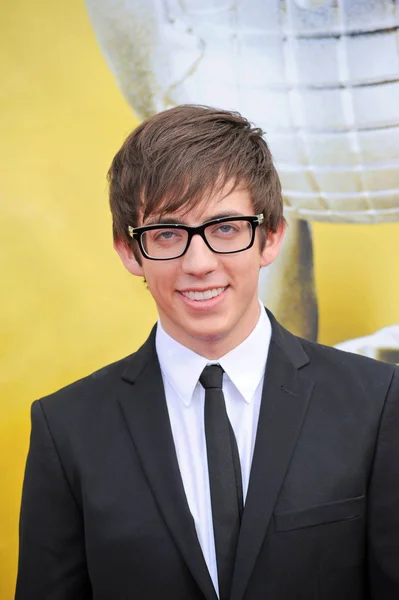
114,239,144,277
260,220,286,268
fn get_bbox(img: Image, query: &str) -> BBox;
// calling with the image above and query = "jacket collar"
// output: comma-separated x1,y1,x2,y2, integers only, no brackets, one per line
121,307,310,386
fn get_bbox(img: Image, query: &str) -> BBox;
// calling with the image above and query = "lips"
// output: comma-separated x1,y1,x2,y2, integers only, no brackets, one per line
179,287,226,301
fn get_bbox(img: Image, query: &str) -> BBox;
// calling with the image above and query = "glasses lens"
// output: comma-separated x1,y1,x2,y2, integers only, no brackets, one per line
204,219,253,253
141,227,188,259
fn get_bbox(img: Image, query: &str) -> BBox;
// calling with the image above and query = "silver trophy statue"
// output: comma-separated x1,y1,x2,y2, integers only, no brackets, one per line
86,0,399,356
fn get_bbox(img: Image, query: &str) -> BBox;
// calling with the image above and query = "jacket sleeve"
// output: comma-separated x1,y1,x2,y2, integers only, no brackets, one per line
368,366,399,598
15,399,92,599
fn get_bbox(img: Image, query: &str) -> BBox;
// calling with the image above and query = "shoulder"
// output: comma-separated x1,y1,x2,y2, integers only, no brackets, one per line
300,335,395,373
298,335,397,397
36,351,138,419
34,323,158,424
269,308,396,391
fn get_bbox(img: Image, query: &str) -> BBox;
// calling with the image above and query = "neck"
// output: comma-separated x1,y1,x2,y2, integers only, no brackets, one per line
159,299,262,359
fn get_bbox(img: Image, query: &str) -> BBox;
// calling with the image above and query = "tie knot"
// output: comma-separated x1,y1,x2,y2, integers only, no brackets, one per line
199,364,224,390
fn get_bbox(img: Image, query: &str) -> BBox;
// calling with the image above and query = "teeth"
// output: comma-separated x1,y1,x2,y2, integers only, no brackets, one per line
182,287,226,301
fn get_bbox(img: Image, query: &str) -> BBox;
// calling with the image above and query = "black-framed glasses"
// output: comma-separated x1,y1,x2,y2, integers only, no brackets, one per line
128,214,265,261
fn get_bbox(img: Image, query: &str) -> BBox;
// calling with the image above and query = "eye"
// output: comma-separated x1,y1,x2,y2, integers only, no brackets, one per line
150,228,185,244
156,230,176,240
211,222,240,236
218,224,234,233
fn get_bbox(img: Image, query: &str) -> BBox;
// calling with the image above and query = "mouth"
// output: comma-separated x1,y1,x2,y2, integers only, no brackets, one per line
179,287,227,302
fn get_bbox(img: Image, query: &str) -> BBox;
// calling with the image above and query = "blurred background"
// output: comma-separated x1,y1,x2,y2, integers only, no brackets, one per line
1,0,399,597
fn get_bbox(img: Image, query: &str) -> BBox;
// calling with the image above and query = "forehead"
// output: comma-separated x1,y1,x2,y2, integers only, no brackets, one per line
143,184,254,226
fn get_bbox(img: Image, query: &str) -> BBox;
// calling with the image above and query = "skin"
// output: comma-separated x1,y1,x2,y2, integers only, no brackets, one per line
115,184,285,359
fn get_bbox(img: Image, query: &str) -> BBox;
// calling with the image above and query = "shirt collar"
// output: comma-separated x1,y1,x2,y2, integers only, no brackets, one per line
155,301,271,406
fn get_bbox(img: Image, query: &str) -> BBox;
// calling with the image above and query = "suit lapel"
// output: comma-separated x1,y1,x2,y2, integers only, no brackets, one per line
231,314,315,600
118,328,217,600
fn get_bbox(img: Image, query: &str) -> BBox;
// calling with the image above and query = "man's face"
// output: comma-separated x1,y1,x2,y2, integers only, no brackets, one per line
116,184,284,357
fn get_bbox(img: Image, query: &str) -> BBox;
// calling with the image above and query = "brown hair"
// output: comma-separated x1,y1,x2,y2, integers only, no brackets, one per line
108,105,284,258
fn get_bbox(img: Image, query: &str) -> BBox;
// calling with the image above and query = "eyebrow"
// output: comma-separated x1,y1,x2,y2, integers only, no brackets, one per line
145,210,245,227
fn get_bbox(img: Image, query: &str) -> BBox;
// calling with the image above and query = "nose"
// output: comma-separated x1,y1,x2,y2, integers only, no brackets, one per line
180,233,219,277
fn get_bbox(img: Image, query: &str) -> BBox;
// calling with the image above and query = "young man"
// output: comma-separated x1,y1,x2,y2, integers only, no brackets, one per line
16,106,399,600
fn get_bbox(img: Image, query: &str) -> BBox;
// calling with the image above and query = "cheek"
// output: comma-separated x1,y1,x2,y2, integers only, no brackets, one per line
144,264,178,296
224,251,261,282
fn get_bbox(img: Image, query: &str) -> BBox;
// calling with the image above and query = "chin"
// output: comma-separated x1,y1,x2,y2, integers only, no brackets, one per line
189,325,228,343
193,331,225,342
186,313,233,341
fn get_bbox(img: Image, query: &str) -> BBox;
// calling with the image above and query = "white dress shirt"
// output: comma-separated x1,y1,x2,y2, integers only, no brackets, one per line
155,302,271,597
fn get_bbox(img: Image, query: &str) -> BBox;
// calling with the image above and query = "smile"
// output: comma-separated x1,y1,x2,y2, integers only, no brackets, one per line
180,287,227,301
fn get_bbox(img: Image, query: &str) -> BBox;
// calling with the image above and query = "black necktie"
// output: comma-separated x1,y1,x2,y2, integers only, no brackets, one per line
199,364,243,600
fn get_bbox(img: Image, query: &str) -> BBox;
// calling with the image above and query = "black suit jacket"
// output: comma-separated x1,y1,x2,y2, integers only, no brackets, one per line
16,311,399,600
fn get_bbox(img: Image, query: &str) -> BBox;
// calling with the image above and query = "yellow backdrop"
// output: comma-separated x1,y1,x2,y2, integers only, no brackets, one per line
1,1,399,598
